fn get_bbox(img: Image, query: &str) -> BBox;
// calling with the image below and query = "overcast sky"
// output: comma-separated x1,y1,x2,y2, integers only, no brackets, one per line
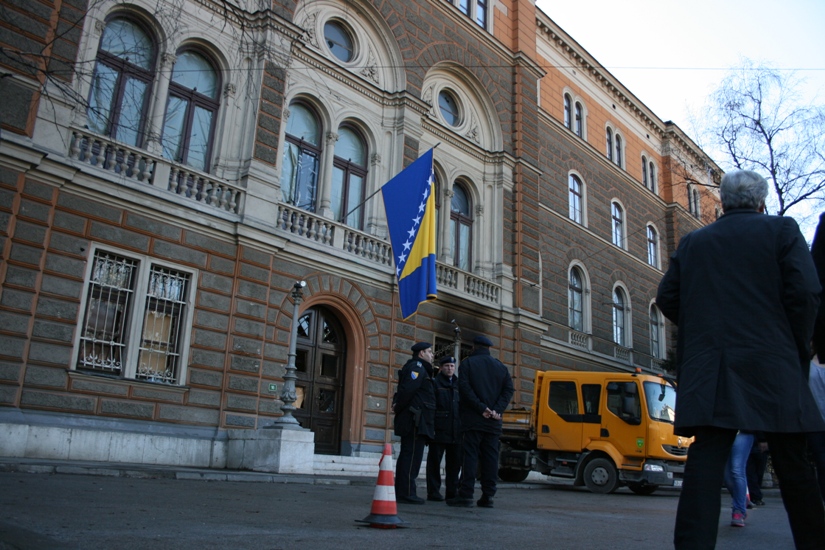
536,0,825,129
536,0,825,235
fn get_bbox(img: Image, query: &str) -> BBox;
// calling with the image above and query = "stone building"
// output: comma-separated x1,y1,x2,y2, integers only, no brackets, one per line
0,0,719,468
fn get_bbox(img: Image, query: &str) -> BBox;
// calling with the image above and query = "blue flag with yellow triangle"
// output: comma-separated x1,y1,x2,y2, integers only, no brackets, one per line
381,149,438,319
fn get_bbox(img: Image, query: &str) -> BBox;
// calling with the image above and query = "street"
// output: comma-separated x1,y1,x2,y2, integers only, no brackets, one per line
0,470,794,549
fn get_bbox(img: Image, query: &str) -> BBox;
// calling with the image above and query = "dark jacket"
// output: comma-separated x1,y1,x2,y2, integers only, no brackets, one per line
393,357,436,439
656,208,824,436
458,347,514,434
432,371,461,444
810,212,825,359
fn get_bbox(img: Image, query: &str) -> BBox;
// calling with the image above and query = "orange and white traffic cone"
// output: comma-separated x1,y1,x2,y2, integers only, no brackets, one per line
356,443,407,529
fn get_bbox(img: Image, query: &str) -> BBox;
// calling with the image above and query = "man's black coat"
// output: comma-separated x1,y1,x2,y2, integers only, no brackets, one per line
656,208,825,436
457,347,514,434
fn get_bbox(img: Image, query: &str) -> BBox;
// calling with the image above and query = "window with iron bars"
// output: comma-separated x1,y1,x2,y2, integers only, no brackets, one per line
75,247,195,384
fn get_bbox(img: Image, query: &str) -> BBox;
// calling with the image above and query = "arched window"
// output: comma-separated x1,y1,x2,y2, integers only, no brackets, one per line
649,161,657,193
574,102,583,137
569,174,583,224
606,128,613,161
569,267,584,332
650,304,664,359
647,225,659,268
331,125,367,228
563,93,572,129
87,17,156,147
642,156,649,187
281,102,322,212
611,201,624,248
614,134,623,168
613,288,627,346
161,50,220,172
450,182,473,271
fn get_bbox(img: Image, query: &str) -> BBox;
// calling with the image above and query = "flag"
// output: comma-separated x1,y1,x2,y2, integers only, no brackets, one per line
381,148,437,319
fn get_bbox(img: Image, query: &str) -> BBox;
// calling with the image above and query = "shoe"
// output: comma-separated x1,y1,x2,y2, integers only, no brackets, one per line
446,497,475,508
477,496,494,508
427,493,445,502
731,512,745,527
752,499,765,506
746,499,753,509
398,495,425,505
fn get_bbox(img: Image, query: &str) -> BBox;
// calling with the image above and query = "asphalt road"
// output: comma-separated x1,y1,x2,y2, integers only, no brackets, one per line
0,471,793,550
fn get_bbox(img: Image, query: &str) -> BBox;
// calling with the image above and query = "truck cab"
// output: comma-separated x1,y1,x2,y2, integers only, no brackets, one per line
499,370,690,494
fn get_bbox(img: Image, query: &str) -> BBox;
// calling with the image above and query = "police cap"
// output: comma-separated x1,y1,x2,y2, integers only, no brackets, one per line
473,335,493,347
411,342,432,353
439,356,457,365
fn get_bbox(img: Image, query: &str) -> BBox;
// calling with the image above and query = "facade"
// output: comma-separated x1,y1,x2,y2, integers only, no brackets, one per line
0,0,720,466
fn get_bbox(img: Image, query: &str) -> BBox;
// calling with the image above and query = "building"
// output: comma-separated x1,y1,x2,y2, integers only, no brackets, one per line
0,0,720,467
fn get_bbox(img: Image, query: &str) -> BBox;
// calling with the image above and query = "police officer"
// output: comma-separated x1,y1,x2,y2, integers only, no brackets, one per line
393,341,436,504
448,335,514,508
426,355,462,501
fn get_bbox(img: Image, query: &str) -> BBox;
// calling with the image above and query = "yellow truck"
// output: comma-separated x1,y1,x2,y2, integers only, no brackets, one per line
498,370,690,494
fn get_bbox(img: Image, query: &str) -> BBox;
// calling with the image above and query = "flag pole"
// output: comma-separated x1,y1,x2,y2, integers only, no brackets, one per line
340,143,440,223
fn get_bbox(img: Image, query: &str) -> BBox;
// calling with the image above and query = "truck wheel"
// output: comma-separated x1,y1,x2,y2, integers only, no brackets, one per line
582,458,619,494
498,468,530,483
628,483,658,496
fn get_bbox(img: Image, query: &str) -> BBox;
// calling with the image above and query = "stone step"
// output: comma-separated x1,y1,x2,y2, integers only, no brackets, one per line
313,455,382,476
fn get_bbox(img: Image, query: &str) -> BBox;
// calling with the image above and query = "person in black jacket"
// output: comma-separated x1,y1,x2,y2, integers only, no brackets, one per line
393,341,436,504
447,335,514,509
426,355,462,501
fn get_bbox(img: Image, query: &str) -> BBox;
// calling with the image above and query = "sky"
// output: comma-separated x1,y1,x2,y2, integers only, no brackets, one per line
535,0,825,236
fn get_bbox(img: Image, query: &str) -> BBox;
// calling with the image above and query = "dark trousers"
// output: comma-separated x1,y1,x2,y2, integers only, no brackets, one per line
746,445,769,502
675,427,825,550
426,442,462,498
807,431,825,502
458,430,500,499
395,433,426,498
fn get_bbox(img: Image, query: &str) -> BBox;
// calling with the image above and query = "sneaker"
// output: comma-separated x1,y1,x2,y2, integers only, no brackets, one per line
731,511,746,527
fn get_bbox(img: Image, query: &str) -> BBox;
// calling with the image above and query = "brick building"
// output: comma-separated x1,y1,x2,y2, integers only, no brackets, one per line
0,0,719,467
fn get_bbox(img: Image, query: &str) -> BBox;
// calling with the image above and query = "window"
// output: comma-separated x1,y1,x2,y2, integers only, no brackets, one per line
574,102,583,137
611,201,624,248
281,102,322,211
614,134,623,168
331,125,368,228
689,187,702,218
563,94,572,129
438,90,460,126
647,225,659,268
450,182,473,271
648,161,657,193
548,381,579,419
612,287,628,346
569,267,584,332
650,304,664,359
76,248,194,384
642,156,648,187
606,380,641,424
449,0,487,28
161,50,220,172
606,128,613,161
569,174,583,224
87,17,156,147
324,20,354,62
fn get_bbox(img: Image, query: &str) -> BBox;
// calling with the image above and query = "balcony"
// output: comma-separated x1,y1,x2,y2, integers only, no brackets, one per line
67,128,244,217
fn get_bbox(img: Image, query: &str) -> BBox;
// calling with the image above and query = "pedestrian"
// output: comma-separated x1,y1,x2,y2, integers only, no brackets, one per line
745,436,769,506
724,431,755,526
392,341,436,504
808,211,825,502
447,335,514,509
426,355,463,502
656,170,825,549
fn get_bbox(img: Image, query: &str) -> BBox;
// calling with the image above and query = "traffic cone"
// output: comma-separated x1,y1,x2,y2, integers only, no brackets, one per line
356,443,407,529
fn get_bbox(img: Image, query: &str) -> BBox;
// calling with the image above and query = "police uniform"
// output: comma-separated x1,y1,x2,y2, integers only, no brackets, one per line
426,356,462,501
393,342,436,503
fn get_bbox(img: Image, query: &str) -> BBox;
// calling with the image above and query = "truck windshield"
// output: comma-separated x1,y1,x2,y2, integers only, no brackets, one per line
643,381,677,424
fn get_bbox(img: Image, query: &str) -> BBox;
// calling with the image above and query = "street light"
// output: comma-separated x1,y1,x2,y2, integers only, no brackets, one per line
273,280,306,426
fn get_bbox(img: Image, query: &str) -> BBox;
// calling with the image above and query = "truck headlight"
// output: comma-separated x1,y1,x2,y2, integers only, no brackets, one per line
644,463,664,472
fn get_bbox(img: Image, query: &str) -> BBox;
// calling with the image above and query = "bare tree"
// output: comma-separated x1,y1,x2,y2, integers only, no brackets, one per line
697,60,825,218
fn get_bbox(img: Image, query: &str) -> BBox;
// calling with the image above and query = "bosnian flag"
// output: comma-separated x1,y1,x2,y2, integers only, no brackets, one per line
381,149,438,319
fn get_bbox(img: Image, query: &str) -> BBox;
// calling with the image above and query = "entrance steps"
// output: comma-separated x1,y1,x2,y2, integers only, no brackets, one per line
313,454,383,477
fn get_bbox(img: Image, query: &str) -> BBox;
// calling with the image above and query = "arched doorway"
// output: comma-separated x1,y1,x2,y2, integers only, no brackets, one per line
293,306,346,455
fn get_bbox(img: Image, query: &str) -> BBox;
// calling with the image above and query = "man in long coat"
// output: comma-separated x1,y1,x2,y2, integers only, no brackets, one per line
656,170,825,548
